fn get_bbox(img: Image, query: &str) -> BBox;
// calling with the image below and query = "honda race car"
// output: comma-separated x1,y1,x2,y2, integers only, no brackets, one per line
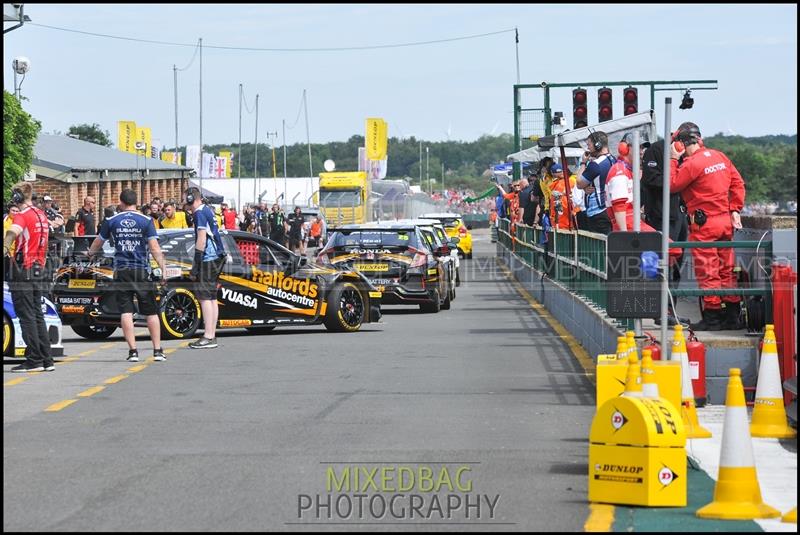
419,213,473,259
52,229,381,340
3,282,64,358
317,222,452,313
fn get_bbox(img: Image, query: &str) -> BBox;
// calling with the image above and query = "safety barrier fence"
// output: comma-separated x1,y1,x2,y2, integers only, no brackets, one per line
496,218,775,332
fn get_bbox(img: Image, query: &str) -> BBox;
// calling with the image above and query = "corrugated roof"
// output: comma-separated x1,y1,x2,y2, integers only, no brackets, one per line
33,134,192,172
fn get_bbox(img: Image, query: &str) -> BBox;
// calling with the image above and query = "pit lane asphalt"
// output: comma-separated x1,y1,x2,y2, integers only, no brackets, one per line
3,229,596,531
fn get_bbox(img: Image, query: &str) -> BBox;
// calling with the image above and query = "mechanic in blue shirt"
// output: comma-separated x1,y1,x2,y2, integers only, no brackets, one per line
186,187,227,349
87,189,167,363
575,131,615,235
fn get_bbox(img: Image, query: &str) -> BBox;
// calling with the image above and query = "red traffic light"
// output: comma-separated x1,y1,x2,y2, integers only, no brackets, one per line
573,87,588,128
623,86,638,116
597,87,613,122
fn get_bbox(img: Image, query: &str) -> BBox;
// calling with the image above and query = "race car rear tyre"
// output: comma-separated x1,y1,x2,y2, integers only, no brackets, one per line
72,323,117,340
442,286,452,310
455,269,461,287
420,290,441,313
160,287,201,339
3,314,13,357
466,252,473,260
245,326,276,333
324,282,364,332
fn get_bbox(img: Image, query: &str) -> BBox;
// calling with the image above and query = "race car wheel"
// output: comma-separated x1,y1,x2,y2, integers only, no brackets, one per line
72,323,117,340
455,269,461,287
420,290,441,313
3,314,12,357
160,287,201,339
466,252,473,260
442,285,452,310
324,282,364,332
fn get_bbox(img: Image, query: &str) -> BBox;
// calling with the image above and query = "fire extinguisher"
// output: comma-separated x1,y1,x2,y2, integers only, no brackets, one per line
686,329,707,407
643,332,662,361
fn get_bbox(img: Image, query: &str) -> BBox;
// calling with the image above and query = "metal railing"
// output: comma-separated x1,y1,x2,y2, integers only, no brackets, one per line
497,218,774,325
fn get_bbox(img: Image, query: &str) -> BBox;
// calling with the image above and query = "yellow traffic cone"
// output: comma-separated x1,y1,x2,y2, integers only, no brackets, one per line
671,325,711,438
783,506,797,523
751,325,796,438
697,368,781,520
626,331,636,358
615,336,628,360
641,349,660,399
621,353,643,398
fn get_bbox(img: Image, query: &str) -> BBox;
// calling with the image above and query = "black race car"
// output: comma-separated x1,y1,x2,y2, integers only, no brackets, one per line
316,222,451,313
52,229,381,340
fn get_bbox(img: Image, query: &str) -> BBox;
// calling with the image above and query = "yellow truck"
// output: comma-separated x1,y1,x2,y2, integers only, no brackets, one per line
318,171,371,228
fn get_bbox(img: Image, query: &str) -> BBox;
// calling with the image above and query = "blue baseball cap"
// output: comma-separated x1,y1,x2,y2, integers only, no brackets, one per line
550,163,563,173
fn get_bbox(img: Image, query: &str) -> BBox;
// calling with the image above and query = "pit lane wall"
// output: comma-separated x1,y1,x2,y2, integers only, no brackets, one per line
495,215,797,405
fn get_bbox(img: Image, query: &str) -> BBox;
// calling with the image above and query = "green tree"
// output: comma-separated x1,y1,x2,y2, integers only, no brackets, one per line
3,90,41,201
67,123,113,147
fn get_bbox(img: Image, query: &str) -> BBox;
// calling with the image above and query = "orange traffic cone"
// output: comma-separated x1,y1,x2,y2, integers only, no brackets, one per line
783,506,797,523
750,325,796,438
670,325,711,439
641,349,660,399
696,368,781,520
621,353,643,398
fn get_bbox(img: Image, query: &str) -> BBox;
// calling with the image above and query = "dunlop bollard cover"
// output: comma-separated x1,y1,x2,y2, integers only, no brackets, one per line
589,396,687,507
596,359,681,412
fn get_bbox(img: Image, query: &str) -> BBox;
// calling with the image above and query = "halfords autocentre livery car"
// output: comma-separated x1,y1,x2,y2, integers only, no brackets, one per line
52,229,381,340
3,282,64,358
317,222,451,313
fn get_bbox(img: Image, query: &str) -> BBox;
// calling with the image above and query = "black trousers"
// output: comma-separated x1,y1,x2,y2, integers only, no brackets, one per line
586,211,612,235
10,270,52,367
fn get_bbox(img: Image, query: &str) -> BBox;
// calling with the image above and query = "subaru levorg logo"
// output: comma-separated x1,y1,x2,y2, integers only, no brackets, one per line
121,218,137,228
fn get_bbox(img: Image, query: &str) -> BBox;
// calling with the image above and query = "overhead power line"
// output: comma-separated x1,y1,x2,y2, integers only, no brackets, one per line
27,23,515,52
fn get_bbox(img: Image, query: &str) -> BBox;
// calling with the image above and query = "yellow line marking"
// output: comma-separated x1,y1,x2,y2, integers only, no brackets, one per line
164,348,177,354
584,503,615,532
127,365,147,373
99,342,116,349
61,356,80,363
45,399,78,412
145,357,155,363
178,341,191,348
104,374,129,384
4,377,29,386
498,263,596,383
76,349,98,356
77,386,105,397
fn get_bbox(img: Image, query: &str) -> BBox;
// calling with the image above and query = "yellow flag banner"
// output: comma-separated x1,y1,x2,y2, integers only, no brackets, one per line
136,127,152,156
219,151,233,177
117,121,136,153
365,118,388,160
161,151,182,165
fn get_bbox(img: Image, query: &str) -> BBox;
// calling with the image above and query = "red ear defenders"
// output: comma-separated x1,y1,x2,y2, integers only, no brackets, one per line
617,134,632,157
671,130,685,153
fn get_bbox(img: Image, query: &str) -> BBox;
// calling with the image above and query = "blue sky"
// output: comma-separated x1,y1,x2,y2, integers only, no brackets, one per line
3,4,797,148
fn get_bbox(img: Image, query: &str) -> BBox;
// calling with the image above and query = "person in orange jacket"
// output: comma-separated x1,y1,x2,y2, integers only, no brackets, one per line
547,164,576,230
670,122,746,331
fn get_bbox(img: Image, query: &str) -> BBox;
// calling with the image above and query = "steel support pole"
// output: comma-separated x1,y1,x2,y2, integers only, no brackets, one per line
660,99,672,348
632,130,642,339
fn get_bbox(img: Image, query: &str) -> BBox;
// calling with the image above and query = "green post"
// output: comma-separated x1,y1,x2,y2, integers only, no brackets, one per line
650,84,655,113
513,85,520,181
544,84,552,136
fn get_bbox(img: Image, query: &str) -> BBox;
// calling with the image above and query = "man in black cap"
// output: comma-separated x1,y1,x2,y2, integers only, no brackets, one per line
641,138,690,326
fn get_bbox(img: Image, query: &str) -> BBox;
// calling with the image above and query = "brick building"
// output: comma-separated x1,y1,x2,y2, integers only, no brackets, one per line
29,134,192,219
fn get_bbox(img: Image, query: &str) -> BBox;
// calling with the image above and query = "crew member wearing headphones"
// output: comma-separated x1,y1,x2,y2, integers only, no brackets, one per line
669,122,746,331
185,187,227,349
3,183,54,372
575,131,615,235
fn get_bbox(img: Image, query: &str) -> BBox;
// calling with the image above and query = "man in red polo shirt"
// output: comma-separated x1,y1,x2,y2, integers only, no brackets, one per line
3,182,53,372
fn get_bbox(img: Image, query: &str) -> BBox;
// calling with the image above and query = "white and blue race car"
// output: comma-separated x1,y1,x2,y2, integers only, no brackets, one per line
3,282,64,358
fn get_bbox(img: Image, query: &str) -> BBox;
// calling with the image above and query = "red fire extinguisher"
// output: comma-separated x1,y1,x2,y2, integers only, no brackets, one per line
643,332,662,361
686,329,707,407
